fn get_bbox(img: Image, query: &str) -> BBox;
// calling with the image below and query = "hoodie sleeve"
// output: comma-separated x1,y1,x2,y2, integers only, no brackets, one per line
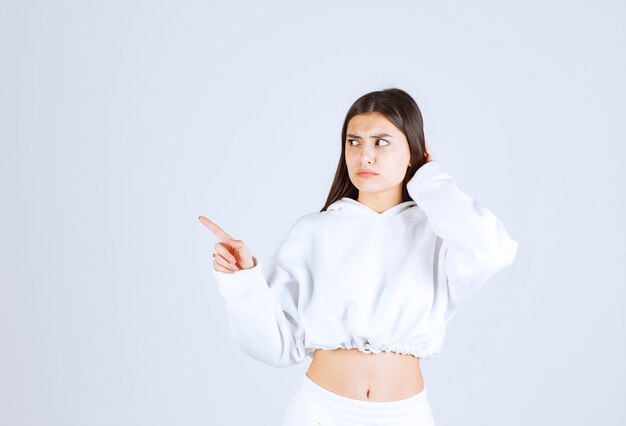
211,220,307,368
406,161,519,323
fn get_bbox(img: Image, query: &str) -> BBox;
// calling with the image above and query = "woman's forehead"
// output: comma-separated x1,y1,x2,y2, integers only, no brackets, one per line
347,113,396,133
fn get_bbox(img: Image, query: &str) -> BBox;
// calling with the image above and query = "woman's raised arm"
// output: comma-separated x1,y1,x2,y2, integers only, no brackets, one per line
406,154,519,323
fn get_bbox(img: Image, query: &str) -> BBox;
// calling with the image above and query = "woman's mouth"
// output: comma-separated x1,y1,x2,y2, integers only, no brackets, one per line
357,171,379,177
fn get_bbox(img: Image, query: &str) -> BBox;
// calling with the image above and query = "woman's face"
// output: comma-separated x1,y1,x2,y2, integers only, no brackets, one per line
344,112,411,200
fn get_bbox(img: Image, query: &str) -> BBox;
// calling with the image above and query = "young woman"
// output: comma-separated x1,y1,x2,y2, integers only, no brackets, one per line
199,88,518,425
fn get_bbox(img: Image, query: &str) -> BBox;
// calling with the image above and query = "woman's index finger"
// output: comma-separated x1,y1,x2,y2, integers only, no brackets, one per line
198,215,234,241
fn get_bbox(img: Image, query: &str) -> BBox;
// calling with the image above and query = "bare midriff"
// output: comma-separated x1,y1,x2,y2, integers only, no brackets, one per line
305,348,424,402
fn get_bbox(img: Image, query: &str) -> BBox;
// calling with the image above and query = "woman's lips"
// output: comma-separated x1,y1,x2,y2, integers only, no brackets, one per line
357,172,378,177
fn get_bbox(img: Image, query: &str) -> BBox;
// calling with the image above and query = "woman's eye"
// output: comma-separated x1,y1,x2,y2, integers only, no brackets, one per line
346,139,389,146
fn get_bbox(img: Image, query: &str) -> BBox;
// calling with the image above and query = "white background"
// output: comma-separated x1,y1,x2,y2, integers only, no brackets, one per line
1,1,624,425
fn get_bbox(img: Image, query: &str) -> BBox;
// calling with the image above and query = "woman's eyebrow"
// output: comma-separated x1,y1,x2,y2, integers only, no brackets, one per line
346,133,394,139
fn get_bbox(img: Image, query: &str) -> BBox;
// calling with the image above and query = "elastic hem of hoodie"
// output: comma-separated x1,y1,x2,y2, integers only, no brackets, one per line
309,344,426,360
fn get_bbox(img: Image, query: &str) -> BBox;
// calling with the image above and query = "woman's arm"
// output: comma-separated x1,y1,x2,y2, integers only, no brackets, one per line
406,161,519,321
212,223,307,368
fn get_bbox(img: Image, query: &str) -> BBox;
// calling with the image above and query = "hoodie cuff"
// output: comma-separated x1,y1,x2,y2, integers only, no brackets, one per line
212,256,264,294
407,161,445,196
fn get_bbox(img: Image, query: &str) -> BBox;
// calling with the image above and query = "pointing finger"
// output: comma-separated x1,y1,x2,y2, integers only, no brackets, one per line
198,215,235,241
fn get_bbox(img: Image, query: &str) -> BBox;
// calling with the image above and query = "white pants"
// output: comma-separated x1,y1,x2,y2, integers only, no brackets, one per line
282,373,436,426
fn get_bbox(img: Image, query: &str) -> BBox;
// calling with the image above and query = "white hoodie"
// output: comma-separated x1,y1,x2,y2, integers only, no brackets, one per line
212,161,519,368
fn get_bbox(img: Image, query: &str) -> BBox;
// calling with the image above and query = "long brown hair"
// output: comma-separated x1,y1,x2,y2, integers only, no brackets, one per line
320,88,428,212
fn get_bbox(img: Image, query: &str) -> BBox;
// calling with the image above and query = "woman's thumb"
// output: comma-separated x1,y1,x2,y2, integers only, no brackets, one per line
228,239,254,269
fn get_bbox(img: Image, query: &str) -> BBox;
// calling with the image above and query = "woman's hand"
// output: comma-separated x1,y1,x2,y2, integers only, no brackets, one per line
423,141,436,163
198,215,256,273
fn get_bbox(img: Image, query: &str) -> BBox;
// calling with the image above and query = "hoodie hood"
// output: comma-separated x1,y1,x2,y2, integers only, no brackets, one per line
327,197,418,218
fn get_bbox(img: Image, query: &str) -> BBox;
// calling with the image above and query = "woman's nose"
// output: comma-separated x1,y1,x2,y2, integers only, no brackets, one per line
360,149,374,164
